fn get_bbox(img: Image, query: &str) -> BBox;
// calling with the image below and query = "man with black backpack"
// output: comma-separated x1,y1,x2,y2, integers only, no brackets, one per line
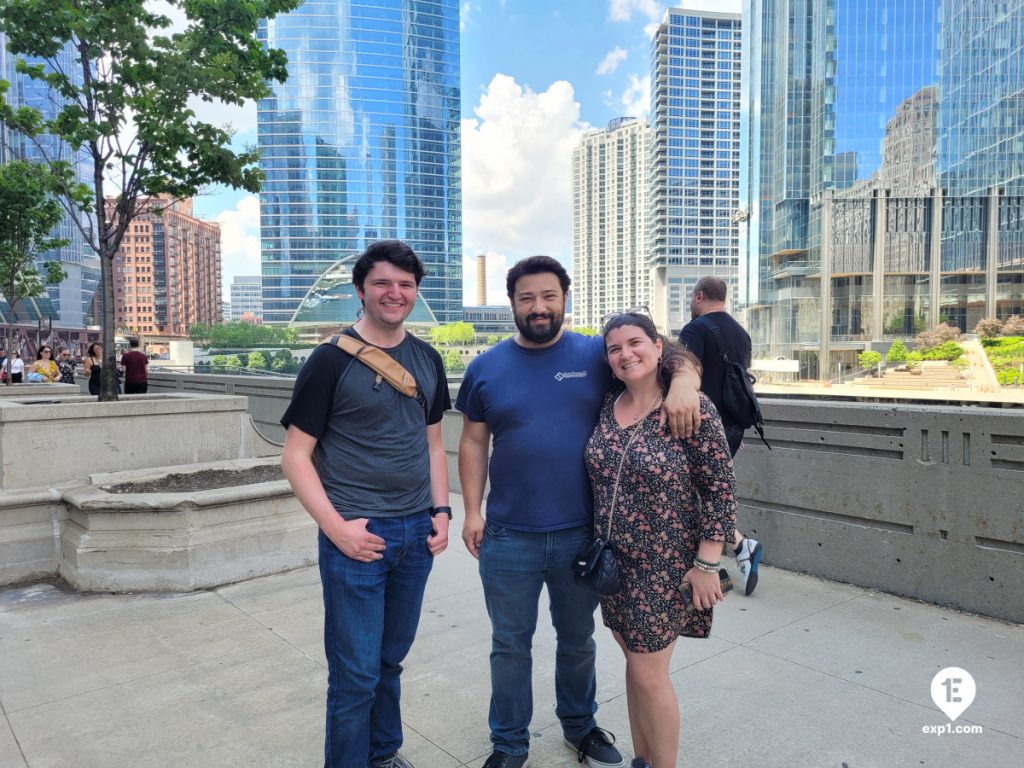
679,276,765,596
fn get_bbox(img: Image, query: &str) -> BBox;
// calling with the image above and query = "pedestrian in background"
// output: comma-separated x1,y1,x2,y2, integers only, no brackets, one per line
120,337,149,394
57,348,77,384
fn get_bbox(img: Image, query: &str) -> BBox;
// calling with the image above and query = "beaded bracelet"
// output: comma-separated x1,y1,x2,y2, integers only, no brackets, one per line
693,556,721,573
693,562,718,574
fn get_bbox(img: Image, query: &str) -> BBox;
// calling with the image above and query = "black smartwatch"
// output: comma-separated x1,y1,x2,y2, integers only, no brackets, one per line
430,506,453,520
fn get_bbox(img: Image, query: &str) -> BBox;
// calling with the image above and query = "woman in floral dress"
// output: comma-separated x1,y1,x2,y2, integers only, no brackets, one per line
585,311,737,768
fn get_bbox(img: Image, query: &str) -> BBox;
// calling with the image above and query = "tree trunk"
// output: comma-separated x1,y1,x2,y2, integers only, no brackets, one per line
3,324,11,386
95,168,118,401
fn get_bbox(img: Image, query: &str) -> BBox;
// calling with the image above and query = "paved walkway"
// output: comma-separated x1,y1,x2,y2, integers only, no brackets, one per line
1,496,1021,768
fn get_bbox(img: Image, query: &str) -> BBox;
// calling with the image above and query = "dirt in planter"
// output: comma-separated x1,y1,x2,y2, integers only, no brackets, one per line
105,464,285,494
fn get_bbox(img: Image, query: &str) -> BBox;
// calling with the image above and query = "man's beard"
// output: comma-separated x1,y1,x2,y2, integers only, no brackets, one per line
515,310,563,344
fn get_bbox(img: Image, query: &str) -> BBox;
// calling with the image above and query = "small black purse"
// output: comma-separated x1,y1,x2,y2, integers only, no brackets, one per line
573,536,621,596
574,405,652,597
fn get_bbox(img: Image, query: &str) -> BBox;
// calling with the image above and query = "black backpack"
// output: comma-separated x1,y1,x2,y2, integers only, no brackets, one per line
708,323,771,450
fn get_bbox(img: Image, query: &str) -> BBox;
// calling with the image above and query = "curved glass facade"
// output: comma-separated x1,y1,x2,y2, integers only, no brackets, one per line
746,0,1024,371
290,255,437,327
258,0,462,326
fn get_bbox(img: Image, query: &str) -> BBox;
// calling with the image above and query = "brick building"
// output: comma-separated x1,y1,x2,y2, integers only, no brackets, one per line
107,198,221,337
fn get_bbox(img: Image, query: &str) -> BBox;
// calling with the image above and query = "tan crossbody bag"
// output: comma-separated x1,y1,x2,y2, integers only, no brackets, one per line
323,333,423,408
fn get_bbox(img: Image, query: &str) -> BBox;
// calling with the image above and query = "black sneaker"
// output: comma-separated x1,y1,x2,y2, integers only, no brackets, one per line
370,753,415,768
481,751,529,768
565,727,624,767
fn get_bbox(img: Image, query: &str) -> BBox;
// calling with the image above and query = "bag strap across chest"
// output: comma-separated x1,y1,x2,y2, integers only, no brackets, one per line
324,332,420,399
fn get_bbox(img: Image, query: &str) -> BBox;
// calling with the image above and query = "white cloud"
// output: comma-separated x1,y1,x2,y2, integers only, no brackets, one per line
596,46,629,76
216,195,261,301
459,2,477,32
461,74,591,303
608,1,743,32
189,98,258,137
608,0,661,23
620,73,650,117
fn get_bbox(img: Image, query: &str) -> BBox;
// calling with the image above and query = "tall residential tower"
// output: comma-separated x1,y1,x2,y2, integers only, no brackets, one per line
571,117,651,330
648,8,742,333
257,0,462,325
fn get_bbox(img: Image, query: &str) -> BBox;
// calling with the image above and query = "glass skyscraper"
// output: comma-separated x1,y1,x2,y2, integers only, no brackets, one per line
745,0,1024,377
649,9,742,334
0,34,98,329
257,0,462,326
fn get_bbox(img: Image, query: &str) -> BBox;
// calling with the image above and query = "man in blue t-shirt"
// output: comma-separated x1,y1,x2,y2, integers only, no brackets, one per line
456,256,701,768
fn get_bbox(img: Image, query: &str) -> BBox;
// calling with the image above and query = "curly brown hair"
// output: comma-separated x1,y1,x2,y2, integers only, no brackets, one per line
602,312,701,392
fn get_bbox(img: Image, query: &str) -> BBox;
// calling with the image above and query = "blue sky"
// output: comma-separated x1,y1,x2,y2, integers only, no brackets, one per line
195,0,740,303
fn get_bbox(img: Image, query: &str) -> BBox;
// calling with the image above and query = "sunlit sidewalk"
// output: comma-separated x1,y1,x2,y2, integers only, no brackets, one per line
1,494,1021,768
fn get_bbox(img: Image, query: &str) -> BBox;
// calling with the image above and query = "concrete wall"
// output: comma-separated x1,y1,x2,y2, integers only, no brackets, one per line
733,399,1024,623
149,372,292,443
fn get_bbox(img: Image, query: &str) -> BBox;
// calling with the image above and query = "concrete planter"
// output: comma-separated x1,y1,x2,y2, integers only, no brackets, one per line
59,458,315,592
0,392,285,588
0,392,280,492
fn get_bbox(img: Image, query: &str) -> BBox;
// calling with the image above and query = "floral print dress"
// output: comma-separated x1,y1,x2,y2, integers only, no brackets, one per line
585,392,737,653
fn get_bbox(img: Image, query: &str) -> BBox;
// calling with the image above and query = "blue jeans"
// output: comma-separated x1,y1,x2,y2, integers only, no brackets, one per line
479,522,599,755
318,510,434,768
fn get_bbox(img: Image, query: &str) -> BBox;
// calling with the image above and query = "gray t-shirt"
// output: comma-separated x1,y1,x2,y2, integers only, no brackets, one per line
281,329,450,518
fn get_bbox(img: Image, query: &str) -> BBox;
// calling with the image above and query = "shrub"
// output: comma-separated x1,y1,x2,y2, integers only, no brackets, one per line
915,323,962,350
858,350,883,370
997,369,1021,386
920,341,964,361
1003,315,1024,336
443,347,465,374
906,350,923,362
886,340,909,363
974,317,1004,338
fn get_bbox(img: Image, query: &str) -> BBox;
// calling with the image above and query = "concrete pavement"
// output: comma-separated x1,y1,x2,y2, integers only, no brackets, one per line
1,495,1021,768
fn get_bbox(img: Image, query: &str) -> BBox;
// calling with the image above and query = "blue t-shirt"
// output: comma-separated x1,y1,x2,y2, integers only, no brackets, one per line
456,332,612,532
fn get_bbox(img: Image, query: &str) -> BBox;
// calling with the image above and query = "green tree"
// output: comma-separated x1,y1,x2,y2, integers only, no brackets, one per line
248,350,268,370
0,0,301,400
223,355,242,371
575,326,599,336
443,347,465,374
209,355,228,373
858,350,883,372
886,340,909,363
188,323,211,346
0,160,68,385
449,321,476,345
431,321,476,347
486,335,499,346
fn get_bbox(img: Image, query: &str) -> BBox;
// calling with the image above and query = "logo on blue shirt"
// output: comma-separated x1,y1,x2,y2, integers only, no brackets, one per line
554,371,588,381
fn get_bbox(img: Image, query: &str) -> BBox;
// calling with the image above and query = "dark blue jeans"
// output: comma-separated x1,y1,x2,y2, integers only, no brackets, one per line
318,511,434,768
479,521,599,756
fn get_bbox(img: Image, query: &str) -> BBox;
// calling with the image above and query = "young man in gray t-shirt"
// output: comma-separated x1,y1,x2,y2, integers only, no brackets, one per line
281,241,451,768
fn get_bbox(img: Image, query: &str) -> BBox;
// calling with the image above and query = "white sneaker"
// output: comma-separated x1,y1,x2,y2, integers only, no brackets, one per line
735,537,763,596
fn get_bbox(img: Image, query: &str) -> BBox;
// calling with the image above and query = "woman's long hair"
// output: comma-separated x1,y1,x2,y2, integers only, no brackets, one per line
87,342,101,359
602,312,702,394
